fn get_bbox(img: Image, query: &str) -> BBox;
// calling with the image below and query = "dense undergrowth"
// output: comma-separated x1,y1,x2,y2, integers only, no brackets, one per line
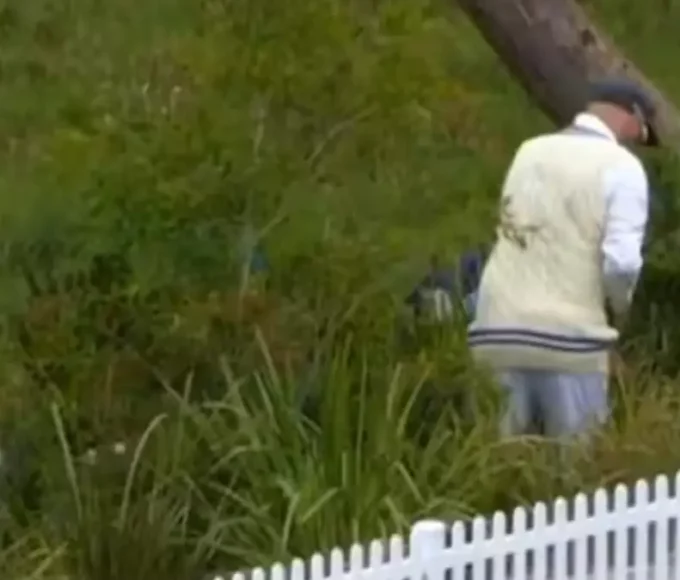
1,0,680,577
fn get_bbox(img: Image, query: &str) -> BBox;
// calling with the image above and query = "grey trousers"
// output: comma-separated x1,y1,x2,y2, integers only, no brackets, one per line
496,368,609,438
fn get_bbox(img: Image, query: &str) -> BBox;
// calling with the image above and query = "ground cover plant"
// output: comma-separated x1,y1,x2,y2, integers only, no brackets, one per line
0,0,680,577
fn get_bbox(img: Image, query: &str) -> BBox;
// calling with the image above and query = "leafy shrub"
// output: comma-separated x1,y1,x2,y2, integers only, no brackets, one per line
0,0,515,439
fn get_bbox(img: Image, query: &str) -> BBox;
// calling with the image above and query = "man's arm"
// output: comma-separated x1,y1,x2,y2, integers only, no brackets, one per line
601,158,649,326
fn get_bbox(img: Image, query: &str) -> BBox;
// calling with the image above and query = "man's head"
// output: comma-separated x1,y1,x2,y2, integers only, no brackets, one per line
586,79,658,146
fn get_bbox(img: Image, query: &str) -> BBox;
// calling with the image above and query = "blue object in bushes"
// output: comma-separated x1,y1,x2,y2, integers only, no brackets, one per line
406,249,485,321
237,232,486,322
249,247,269,274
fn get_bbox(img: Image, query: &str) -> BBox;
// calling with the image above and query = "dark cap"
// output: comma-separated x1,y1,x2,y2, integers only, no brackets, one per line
588,78,658,146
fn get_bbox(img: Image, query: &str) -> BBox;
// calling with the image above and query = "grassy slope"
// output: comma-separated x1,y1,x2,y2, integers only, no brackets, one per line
1,0,680,577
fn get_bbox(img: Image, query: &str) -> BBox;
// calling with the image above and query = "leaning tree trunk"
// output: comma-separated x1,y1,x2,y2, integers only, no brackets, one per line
456,0,680,150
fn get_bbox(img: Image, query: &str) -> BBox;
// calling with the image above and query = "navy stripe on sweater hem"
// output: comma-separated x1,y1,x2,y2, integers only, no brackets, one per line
468,327,612,346
468,336,607,353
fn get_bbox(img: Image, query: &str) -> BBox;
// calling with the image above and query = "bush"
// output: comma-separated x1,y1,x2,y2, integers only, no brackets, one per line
0,0,515,435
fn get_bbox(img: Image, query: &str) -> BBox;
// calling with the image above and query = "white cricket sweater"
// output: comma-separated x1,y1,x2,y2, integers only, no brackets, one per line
468,124,647,374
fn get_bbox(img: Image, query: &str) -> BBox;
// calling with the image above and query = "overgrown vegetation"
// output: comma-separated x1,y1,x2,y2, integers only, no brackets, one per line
0,0,680,577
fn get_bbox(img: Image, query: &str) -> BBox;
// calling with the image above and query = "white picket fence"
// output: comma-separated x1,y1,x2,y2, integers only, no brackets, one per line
226,471,680,580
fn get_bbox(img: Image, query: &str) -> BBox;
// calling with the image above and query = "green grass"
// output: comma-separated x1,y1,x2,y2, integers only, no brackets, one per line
7,341,680,578
0,0,680,577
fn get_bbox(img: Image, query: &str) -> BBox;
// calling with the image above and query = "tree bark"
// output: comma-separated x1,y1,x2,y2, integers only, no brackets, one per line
456,0,680,150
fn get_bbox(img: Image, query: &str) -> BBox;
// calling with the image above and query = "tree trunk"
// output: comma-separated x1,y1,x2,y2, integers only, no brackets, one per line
456,0,680,149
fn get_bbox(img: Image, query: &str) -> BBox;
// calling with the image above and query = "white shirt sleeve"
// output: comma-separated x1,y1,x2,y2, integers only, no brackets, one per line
601,157,649,315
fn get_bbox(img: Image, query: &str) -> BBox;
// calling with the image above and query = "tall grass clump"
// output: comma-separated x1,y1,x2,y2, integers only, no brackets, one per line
17,334,680,578
23,333,536,575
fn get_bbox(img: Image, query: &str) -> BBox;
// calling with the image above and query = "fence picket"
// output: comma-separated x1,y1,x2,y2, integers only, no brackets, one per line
270,563,286,580
655,476,670,580
533,501,548,580
328,548,343,577
574,492,589,580
512,507,528,580
469,516,486,579
553,497,569,580
672,480,678,579
347,544,363,577
290,559,306,580
593,488,610,579
367,539,385,580
309,553,324,580
450,521,467,580
635,479,651,578
389,534,405,563
490,511,506,580
368,539,384,564
410,520,446,580
613,484,630,578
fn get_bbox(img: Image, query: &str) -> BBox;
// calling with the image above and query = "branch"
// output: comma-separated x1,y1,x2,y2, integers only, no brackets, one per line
456,0,680,150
